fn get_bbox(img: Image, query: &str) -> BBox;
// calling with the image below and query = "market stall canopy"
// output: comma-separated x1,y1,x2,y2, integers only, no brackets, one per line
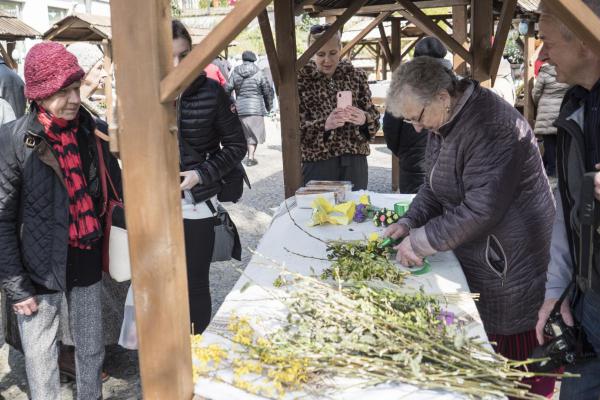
517,0,540,12
43,13,111,43
0,10,40,41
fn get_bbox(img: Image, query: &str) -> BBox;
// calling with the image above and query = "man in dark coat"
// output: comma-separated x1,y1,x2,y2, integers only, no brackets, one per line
0,56,26,118
383,37,452,193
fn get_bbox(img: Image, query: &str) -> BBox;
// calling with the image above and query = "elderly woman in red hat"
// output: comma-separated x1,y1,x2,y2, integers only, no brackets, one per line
0,41,121,400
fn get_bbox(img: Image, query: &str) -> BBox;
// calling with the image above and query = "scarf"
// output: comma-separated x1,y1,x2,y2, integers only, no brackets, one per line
37,108,101,250
571,79,600,170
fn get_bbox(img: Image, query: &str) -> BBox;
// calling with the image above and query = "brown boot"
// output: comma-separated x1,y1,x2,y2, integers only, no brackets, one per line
59,345,110,383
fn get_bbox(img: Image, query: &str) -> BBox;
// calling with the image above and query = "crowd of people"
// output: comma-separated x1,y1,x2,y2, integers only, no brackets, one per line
0,1,599,399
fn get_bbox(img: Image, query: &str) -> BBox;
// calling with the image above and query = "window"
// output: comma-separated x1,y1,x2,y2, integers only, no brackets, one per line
48,6,68,24
0,0,22,17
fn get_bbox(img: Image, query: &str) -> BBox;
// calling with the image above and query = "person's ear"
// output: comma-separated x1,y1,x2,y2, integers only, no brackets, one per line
437,90,450,103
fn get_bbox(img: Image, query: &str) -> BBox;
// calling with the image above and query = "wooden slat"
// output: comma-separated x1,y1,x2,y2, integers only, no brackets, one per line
524,26,536,127
542,0,600,56
311,0,470,17
341,11,392,58
275,0,303,197
296,0,369,70
470,0,493,86
101,40,117,153
452,4,468,76
109,0,193,399
489,0,517,85
378,23,394,66
258,9,280,95
391,18,401,70
395,0,473,64
160,0,272,103
401,35,423,59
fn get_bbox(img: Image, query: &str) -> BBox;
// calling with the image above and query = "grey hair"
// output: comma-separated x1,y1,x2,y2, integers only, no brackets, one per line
539,0,600,41
386,56,459,118
307,29,342,48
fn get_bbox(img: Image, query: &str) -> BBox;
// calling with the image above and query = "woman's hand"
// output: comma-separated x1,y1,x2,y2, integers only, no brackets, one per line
13,297,38,316
394,236,424,267
325,109,348,131
180,171,200,190
384,222,409,240
344,106,367,126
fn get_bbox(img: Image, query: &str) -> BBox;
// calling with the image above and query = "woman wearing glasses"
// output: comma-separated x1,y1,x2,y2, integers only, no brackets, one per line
297,24,380,189
383,56,556,397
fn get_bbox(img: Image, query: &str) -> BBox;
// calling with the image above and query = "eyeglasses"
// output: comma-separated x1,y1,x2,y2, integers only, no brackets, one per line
403,105,426,125
310,24,331,34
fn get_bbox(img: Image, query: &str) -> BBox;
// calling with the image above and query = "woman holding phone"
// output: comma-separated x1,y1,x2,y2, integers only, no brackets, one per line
297,24,380,189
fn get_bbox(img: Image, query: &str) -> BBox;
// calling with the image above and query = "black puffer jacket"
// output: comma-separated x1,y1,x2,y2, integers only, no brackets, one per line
382,111,427,193
0,108,121,304
178,74,247,203
226,61,274,116
400,81,555,335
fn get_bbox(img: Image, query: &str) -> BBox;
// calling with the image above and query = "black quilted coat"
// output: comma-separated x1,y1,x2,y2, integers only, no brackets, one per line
0,108,121,304
382,111,428,193
178,74,247,203
402,81,555,335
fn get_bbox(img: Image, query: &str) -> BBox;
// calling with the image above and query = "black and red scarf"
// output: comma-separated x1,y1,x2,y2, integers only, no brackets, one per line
37,108,101,250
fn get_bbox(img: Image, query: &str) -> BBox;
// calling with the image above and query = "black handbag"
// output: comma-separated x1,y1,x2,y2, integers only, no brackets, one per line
205,200,242,262
179,136,250,203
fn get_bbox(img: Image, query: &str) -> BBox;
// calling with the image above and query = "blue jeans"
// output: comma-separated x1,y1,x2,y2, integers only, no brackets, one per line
560,290,600,400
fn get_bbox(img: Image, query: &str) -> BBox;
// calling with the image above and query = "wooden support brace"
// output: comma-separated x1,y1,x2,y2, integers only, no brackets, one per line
160,0,272,103
391,18,401,70
395,0,473,64
296,0,369,70
341,11,393,58
542,0,600,56
378,23,394,66
258,9,280,95
401,35,424,59
489,0,517,85
312,0,470,17
452,4,468,76
470,0,493,86
109,0,193,399
44,19,75,41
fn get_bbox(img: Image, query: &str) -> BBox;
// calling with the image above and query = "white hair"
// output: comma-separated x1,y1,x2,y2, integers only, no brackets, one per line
539,0,600,41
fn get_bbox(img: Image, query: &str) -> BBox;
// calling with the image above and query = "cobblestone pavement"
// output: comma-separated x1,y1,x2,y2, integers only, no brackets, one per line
0,117,560,399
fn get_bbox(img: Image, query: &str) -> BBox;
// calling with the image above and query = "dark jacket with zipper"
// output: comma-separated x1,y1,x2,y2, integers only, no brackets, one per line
226,61,274,117
382,111,428,193
178,74,247,203
399,81,555,335
0,107,122,304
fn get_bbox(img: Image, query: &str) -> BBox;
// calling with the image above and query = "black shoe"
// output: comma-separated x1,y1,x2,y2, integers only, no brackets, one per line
245,159,258,167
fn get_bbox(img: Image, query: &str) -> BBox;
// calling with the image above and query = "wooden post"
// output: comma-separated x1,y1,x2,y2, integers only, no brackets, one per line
391,18,401,70
258,9,281,95
109,0,193,399
0,43,16,70
382,51,388,80
101,40,116,152
275,0,303,197
489,0,517,85
470,0,493,87
376,43,381,80
523,22,536,128
378,23,393,68
452,5,468,75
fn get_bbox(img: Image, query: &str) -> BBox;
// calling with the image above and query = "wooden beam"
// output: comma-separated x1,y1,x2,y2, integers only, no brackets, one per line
101,40,115,152
378,23,394,66
311,0,470,17
258,9,280,95
452,4,468,75
542,0,600,56
341,12,392,57
523,23,536,127
489,0,517,85
470,0,493,86
160,0,272,103
43,19,75,41
295,0,318,15
296,0,369,70
109,0,193,399
391,18,401,70
401,35,424,59
396,0,473,64
275,0,303,197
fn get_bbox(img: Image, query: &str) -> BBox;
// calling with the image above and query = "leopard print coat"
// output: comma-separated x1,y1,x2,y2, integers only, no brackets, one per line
298,60,380,163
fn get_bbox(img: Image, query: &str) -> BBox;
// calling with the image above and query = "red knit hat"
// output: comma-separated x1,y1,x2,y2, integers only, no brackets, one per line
24,42,85,101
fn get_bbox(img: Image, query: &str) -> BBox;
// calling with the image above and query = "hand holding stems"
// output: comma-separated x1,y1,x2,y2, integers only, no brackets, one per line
13,297,38,316
394,236,424,267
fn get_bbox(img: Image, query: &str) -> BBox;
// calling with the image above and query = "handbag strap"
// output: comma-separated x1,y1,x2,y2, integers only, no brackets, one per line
95,131,121,216
205,199,218,216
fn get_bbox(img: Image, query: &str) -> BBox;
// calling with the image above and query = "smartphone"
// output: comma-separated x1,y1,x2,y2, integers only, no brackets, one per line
337,91,352,109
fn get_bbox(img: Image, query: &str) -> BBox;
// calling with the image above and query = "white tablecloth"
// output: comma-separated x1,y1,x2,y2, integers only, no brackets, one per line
194,192,489,400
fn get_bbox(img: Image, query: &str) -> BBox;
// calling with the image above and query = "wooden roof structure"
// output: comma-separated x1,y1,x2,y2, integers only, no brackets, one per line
43,13,111,42
105,1,600,399
0,10,40,41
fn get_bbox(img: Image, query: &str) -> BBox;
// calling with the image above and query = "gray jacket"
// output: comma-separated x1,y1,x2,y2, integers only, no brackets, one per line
0,59,25,118
400,81,555,335
226,61,273,116
532,64,571,136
